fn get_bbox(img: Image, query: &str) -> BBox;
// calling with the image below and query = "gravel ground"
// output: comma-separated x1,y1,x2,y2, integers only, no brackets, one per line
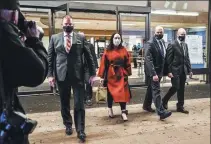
28,98,210,144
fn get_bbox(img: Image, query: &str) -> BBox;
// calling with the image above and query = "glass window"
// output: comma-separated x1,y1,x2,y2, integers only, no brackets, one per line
120,13,147,85
151,1,208,83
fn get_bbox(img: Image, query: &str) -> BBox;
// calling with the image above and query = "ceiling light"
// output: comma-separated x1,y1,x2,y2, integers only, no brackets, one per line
120,13,146,17
151,10,199,16
152,10,176,15
74,21,90,24
177,12,199,16
188,26,206,29
172,1,177,9
159,25,173,27
164,1,170,8
122,23,136,26
183,2,188,10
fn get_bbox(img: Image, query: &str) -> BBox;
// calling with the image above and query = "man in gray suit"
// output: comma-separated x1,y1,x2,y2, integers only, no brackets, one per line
144,26,172,120
47,15,96,142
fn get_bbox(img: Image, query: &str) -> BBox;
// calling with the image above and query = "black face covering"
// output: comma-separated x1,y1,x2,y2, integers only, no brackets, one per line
178,36,185,41
63,25,73,33
155,34,163,40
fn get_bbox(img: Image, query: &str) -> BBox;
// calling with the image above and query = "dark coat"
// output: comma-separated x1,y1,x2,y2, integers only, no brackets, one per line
144,36,167,77
0,19,48,88
166,40,192,76
47,32,96,83
84,43,98,83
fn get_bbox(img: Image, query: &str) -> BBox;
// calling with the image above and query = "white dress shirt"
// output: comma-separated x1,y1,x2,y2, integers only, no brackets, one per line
64,32,73,48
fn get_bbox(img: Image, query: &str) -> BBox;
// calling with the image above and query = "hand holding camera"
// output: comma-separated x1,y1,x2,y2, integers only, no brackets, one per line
25,21,40,38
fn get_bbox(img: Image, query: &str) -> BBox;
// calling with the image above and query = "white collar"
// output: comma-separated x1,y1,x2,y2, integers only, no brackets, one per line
156,39,163,42
64,32,73,37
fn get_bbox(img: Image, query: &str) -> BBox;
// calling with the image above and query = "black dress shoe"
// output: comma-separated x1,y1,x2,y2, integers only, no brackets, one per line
160,111,172,120
77,131,86,142
65,127,73,135
177,108,189,114
143,107,155,113
86,99,93,106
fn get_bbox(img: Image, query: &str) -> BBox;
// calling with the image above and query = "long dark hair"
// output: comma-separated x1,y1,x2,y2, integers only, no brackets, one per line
107,32,123,50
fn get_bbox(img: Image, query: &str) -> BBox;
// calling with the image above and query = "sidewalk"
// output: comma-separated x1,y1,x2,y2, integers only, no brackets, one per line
28,98,210,144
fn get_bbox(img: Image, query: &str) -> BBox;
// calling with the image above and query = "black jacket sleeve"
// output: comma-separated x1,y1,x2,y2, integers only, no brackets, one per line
0,21,48,88
166,43,174,73
47,35,55,78
144,42,156,77
186,44,192,73
83,38,96,76
89,43,98,68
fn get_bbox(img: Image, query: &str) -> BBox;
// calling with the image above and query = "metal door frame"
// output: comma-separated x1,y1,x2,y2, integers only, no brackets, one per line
18,1,151,95
118,1,151,87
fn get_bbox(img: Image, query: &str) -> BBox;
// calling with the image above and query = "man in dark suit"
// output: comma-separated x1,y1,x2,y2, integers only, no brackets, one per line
143,26,172,120
162,28,192,114
78,32,98,106
84,42,98,106
47,15,96,142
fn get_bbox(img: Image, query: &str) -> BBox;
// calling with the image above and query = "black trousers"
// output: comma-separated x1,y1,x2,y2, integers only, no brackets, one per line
143,76,165,115
84,71,93,101
57,77,85,133
85,83,93,101
0,88,29,144
107,89,126,110
163,73,186,109
133,58,137,68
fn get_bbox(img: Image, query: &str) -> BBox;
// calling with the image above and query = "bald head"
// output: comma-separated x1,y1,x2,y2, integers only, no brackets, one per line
154,26,164,40
177,28,186,41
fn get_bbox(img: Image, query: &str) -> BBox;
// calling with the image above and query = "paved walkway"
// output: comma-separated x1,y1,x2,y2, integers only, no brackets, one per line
28,98,210,144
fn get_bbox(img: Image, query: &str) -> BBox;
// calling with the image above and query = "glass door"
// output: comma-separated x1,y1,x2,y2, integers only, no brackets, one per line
119,13,149,86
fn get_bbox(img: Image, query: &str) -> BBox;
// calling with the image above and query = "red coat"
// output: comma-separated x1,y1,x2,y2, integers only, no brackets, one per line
98,47,132,102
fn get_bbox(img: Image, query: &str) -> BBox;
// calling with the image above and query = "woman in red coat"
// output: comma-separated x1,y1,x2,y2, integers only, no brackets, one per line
98,33,132,121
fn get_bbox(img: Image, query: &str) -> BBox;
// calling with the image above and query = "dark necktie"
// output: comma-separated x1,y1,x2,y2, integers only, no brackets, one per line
180,43,185,55
159,41,164,57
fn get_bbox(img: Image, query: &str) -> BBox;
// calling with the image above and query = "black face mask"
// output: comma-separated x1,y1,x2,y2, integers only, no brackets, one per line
155,34,163,40
178,36,185,41
63,25,73,33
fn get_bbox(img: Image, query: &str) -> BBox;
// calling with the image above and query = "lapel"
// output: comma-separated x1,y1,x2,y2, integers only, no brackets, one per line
153,37,161,55
183,43,187,56
175,40,184,56
161,39,166,49
59,32,64,47
58,32,66,53
153,37,165,57
72,32,78,45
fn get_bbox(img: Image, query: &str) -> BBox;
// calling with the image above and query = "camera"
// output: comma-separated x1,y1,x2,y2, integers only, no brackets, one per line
0,111,37,141
18,19,36,34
